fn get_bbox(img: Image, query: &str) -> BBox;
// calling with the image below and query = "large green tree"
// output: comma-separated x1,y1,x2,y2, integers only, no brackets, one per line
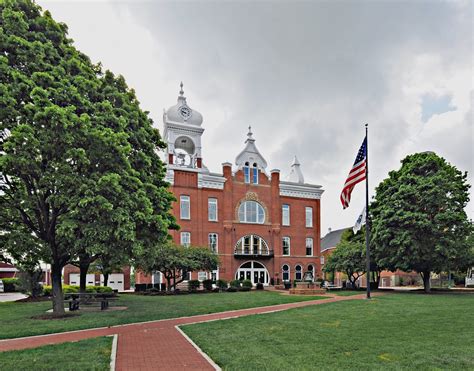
371,152,471,292
0,1,176,313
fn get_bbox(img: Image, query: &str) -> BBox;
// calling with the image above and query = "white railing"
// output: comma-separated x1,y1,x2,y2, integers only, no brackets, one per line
466,277,474,287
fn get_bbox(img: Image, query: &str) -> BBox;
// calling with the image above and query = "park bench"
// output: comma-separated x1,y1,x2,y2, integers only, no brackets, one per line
64,292,118,311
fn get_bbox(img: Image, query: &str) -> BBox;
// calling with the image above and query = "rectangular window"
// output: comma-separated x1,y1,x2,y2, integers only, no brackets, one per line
180,232,191,247
208,198,218,221
180,195,190,220
244,166,250,183
282,237,290,256
320,256,325,265
208,233,218,253
198,271,207,281
305,207,313,228
282,204,290,226
252,167,258,184
306,238,313,256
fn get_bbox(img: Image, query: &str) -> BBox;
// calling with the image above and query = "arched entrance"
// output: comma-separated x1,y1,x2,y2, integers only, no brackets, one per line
235,261,270,286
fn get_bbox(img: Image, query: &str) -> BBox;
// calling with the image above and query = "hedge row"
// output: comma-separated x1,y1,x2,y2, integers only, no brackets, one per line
42,285,113,296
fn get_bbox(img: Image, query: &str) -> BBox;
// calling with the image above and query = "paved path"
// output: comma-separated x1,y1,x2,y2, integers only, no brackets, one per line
0,293,383,370
0,293,27,302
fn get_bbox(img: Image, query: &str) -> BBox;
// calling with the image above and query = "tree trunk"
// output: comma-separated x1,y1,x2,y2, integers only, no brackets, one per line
103,273,109,287
166,276,172,292
79,261,90,293
421,271,431,293
51,263,65,314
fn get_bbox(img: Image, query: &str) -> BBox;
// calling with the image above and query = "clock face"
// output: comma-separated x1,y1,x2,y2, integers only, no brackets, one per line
179,105,192,119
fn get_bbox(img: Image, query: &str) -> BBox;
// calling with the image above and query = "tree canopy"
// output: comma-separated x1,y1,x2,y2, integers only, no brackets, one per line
370,152,471,292
138,242,219,292
0,0,176,313
323,229,367,288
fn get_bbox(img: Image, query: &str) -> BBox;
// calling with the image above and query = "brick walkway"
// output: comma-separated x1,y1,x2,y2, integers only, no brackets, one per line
0,293,382,370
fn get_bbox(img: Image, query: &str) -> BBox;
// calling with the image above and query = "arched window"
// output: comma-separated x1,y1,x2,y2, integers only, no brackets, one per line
295,265,302,281
282,264,290,282
235,235,269,255
238,201,265,224
307,264,314,282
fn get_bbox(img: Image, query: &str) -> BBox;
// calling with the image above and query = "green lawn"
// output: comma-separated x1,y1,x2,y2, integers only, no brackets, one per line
0,336,112,371
182,293,474,370
0,291,325,339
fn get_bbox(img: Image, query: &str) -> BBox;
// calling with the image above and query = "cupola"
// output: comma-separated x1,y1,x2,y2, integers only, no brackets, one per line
163,83,205,169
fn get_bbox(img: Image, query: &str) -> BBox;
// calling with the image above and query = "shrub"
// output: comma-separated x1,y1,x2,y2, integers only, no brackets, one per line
1,278,19,292
242,279,253,289
216,279,228,290
256,282,264,290
43,285,52,296
42,284,113,296
230,279,241,289
226,286,238,292
189,280,201,291
95,286,113,293
202,279,213,291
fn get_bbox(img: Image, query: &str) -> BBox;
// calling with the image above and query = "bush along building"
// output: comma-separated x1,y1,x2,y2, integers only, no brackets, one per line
136,84,324,287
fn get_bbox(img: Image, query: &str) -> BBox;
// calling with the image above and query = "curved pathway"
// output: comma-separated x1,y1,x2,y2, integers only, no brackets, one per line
0,293,384,370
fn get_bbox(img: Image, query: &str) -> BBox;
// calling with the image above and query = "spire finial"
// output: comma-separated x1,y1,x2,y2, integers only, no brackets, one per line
247,125,253,137
179,81,184,96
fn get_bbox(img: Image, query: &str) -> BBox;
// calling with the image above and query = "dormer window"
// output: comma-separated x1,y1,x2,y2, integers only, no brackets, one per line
252,163,259,184
244,162,250,183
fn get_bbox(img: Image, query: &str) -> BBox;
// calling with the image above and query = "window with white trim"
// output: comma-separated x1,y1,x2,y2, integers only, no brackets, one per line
208,233,218,253
306,238,313,256
282,204,290,226
238,201,265,224
282,237,290,256
282,264,290,281
180,232,191,247
320,256,325,265
252,163,259,184
180,195,190,220
208,198,218,221
295,265,302,281
198,271,207,281
305,207,313,228
244,162,250,183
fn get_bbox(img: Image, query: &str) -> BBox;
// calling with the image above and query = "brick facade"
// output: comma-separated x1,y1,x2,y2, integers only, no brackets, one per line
136,85,324,287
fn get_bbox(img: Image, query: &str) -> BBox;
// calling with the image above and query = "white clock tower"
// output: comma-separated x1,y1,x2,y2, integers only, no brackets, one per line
163,82,204,169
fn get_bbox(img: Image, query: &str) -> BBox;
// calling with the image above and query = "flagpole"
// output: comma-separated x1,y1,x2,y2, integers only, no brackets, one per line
365,123,371,299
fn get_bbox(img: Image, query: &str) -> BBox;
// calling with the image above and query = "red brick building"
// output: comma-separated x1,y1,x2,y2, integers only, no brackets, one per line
137,84,324,286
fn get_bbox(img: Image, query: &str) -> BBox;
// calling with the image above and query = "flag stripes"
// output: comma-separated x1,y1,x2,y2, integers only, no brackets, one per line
340,137,367,209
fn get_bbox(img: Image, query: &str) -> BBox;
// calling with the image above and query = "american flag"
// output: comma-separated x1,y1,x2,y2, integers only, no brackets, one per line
340,137,367,209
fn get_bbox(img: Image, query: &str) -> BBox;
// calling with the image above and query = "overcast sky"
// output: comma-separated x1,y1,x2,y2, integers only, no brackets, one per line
42,0,473,234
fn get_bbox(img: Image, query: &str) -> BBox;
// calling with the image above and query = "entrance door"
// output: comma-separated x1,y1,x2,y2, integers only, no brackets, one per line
235,261,270,286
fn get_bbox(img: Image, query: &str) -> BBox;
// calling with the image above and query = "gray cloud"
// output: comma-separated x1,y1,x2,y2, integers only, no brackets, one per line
43,0,473,231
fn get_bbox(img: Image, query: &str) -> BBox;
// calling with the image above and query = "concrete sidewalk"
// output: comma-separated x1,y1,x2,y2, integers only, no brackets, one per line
0,293,27,302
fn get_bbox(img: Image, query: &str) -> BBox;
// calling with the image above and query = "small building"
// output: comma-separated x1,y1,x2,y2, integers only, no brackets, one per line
63,265,131,292
0,262,18,279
